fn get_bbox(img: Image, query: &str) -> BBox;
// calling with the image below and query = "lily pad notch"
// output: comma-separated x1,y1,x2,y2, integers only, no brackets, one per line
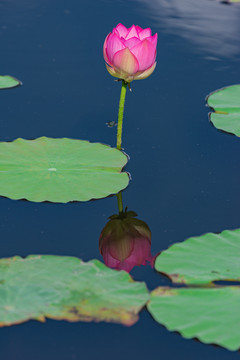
207,84,240,137
0,137,129,203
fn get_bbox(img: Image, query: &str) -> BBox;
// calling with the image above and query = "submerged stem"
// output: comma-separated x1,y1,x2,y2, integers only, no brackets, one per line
117,192,123,214
116,80,128,150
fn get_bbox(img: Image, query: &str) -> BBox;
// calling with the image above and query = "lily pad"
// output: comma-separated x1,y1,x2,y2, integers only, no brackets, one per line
0,75,21,89
148,286,240,351
0,137,129,203
155,228,240,285
0,255,149,327
207,84,240,136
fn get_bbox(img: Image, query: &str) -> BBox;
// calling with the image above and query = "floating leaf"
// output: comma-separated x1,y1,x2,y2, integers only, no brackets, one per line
0,255,149,327
207,84,240,136
148,286,240,351
222,0,240,2
0,75,21,89
155,228,240,285
149,228,240,350
0,137,129,203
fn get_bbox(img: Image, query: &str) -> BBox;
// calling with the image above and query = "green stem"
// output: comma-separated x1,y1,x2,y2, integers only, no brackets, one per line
116,80,128,150
117,192,123,214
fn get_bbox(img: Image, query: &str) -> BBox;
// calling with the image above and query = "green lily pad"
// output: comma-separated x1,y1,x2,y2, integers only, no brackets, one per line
148,286,240,351
0,137,129,203
0,255,149,327
155,228,240,285
0,75,21,89
150,229,240,350
207,85,240,136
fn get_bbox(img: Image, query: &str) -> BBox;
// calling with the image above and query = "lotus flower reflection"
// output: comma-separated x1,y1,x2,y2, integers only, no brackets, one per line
103,24,158,82
99,209,155,272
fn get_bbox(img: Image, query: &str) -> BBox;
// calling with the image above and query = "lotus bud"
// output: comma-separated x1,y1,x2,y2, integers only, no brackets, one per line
103,24,157,82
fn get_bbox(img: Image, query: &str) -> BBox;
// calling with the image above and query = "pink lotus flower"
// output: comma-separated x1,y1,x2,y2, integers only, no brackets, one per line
99,210,156,272
103,24,157,82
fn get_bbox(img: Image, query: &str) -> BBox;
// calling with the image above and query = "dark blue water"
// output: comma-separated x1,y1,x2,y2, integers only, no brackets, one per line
1,0,240,358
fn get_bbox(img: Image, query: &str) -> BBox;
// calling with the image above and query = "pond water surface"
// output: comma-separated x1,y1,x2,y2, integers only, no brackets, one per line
1,0,240,358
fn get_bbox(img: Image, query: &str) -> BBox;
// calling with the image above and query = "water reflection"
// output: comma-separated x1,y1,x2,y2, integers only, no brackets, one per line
99,193,156,272
135,0,240,57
